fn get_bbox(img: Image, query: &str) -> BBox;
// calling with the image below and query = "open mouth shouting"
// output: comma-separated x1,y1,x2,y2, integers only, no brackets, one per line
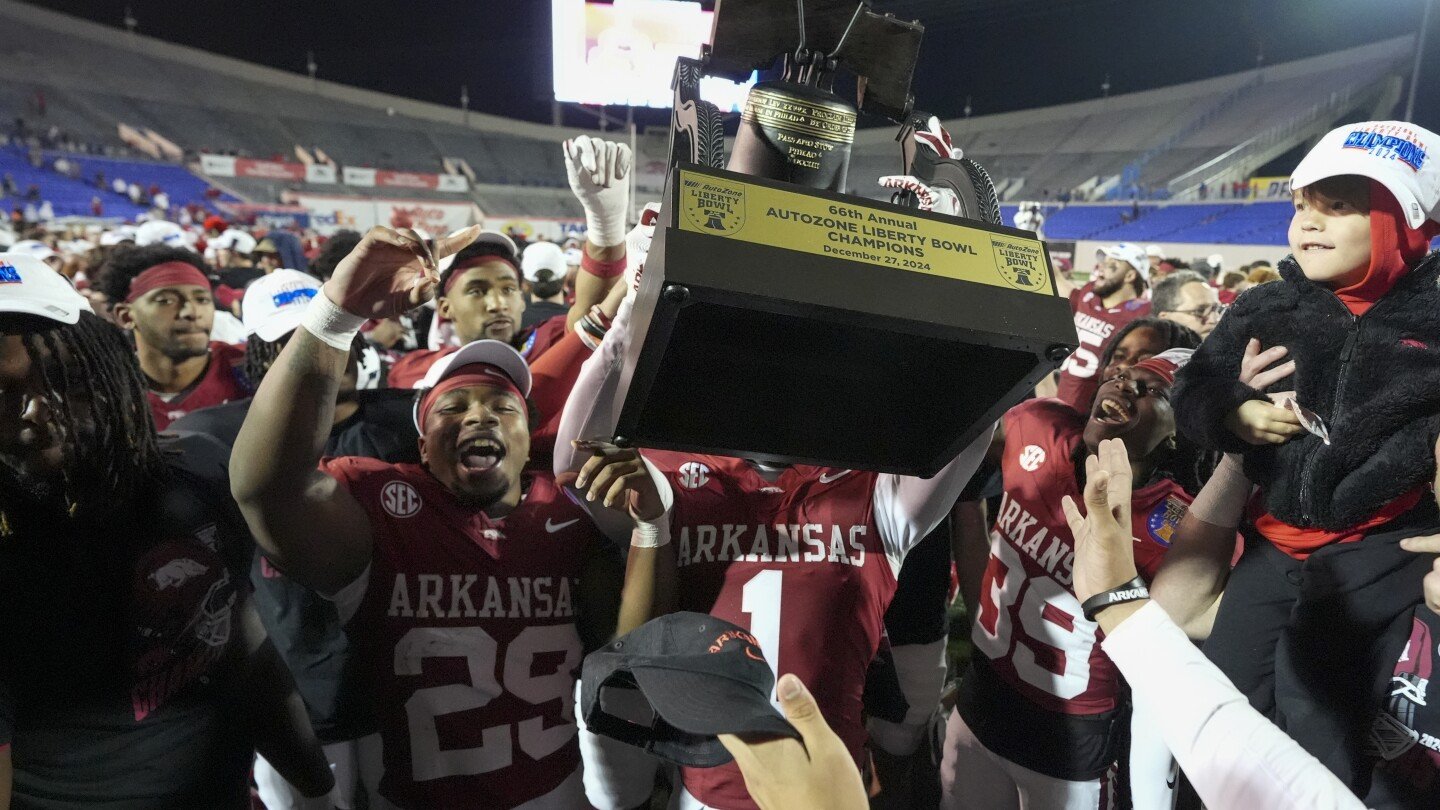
1093,390,1136,427
457,432,506,476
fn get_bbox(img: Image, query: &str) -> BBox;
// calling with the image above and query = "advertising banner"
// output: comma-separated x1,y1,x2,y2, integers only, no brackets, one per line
343,167,377,187
306,164,338,185
481,216,586,243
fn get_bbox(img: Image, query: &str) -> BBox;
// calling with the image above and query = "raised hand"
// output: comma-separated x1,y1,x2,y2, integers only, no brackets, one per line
570,439,666,522
322,225,479,320
564,136,632,247
1062,438,1141,605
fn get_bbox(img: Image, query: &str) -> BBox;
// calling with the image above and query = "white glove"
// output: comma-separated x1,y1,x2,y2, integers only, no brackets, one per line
564,136,632,247
624,202,662,292
912,115,962,160
878,175,962,216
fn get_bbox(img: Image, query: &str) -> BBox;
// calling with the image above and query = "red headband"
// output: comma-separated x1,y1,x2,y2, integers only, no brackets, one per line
1130,356,1179,386
443,255,520,296
126,261,211,303
416,364,525,427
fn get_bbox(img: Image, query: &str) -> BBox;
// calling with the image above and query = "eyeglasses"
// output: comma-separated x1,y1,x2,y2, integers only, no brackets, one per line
1170,303,1227,320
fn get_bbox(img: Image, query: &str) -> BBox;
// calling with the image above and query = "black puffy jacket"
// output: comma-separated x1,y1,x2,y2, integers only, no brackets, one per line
1172,252,1440,530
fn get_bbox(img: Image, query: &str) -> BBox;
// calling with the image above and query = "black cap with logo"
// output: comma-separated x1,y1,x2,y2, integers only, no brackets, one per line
580,611,800,767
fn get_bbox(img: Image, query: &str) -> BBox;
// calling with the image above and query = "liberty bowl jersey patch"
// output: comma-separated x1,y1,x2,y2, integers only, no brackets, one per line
1146,496,1188,547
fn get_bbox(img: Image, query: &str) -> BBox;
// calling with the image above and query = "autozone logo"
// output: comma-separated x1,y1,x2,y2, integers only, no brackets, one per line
382,481,422,518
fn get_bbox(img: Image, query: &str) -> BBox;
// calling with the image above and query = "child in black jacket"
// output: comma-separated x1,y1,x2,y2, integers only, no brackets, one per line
1172,121,1440,798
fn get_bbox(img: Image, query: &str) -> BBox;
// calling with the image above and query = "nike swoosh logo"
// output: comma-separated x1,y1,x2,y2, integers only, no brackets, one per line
818,470,851,484
545,518,580,533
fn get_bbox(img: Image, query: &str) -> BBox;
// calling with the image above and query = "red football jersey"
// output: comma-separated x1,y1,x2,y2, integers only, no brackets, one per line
146,341,249,431
972,399,1190,715
1055,283,1152,412
387,325,564,390
644,452,896,810
386,347,457,390
323,458,599,809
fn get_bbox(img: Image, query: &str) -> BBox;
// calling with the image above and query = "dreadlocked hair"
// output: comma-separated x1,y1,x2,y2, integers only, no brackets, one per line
93,243,212,303
6,312,166,523
245,334,285,388
1081,316,1217,497
1096,317,1202,372
244,331,365,389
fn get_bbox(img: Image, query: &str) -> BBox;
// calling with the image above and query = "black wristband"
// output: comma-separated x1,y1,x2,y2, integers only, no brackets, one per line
1080,576,1150,622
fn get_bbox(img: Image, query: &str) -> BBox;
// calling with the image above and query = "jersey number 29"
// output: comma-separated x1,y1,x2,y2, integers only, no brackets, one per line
395,624,582,781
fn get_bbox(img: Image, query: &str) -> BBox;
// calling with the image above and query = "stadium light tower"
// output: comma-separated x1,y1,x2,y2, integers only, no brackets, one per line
123,6,137,34
306,51,318,91
461,85,470,125
1101,73,1111,98
1405,0,1433,121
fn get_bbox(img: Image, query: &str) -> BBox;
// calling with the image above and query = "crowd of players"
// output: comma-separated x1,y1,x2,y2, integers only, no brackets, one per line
0,119,1439,810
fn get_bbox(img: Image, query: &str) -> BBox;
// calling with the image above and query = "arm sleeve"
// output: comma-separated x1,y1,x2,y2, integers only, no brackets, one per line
1170,292,1270,454
554,295,634,478
872,422,996,575
1102,602,1367,810
552,296,669,545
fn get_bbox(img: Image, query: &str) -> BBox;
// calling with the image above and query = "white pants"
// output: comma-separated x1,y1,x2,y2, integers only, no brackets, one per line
939,709,1109,810
254,736,380,810
869,638,950,757
575,681,661,810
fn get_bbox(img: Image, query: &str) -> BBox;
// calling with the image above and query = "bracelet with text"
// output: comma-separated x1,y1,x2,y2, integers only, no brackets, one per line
1080,576,1150,622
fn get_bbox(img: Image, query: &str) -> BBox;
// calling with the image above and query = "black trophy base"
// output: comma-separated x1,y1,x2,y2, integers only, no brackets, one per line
618,285,1044,476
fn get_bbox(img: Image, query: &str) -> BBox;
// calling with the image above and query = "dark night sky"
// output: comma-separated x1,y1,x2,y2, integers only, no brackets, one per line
20,0,1440,132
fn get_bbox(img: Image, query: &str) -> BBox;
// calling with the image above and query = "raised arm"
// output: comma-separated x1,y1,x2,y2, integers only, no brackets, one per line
563,136,630,332
1153,340,1294,637
1065,441,1364,810
1149,454,1249,638
231,225,480,593
554,293,635,477
873,423,996,573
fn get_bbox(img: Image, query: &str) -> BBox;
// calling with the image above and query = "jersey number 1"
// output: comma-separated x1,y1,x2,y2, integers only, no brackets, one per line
742,570,784,708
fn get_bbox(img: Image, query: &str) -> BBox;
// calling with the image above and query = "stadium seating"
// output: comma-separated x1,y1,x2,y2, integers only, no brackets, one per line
0,146,147,219
999,201,1293,245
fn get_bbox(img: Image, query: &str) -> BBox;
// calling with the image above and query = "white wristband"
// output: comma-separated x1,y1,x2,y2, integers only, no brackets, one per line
300,291,366,352
584,205,628,249
631,517,670,549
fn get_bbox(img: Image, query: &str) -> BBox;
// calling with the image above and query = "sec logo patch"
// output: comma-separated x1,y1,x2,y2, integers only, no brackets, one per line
677,462,711,490
1146,496,1189,547
1018,445,1046,472
381,480,423,518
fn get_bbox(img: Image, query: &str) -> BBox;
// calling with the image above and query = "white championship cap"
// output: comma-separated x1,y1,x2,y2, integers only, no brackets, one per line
520,241,566,283
10,240,58,263
211,228,258,256
134,220,187,247
1144,244,1164,259
412,339,532,429
242,269,322,342
1292,121,1440,229
1096,243,1150,281
0,252,93,324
